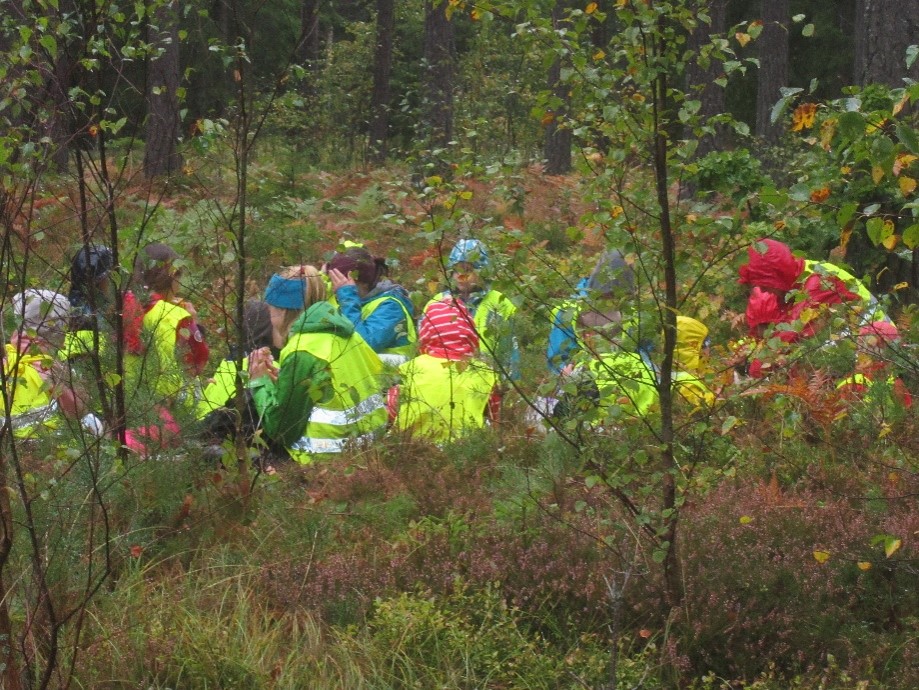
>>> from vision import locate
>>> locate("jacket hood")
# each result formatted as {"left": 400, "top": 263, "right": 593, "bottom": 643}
{"left": 364, "top": 279, "right": 411, "bottom": 305}
{"left": 290, "top": 301, "right": 355, "bottom": 338}
{"left": 738, "top": 239, "right": 804, "bottom": 292}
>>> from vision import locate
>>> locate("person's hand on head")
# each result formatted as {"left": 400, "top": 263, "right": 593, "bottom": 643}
{"left": 327, "top": 267, "right": 356, "bottom": 292}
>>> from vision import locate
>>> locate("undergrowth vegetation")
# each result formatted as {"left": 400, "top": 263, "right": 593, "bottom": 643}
{"left": 2, "top": 2, "right": 919, "bottom": 688}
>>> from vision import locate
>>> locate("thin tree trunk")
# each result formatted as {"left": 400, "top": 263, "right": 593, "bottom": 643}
{"left": 755, "top": 0, "right": 788, "bottom": 143}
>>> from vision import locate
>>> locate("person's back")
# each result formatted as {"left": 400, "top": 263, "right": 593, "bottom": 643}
{"left": 131, "top": 243, "right": 209, "bottom": 402}
{"left": 276, "top": 302, "right": 387, "bottom": 461}
{"left": 3, "top": 290, "right": 79, "bottom": 438}
{"left": 393, "top": 298, "right": 497, "bottom": 442}
{"left": 671, "top": 315, "right": 715, "bottom": 411}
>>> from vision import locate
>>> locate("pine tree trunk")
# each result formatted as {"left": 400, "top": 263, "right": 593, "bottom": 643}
{"left": 854, "top": 0, "right": 919, "bottom": 87}
{"left": 368, "top": 0, "right": 395, "bottom": 165}
{"left": 143, "top": 0, "right": 183, "bottom": 177}
{"left": 755, "top": 0, "right": 788, "bottom": 143}
{"left": 544, "top": 0, "right": 572, "bottom": 175}
{"left": 685, "top": 0, "right": 729, "bottom": 157}
{"left": 422, "top": 0, "right": 455, "bottom": 152}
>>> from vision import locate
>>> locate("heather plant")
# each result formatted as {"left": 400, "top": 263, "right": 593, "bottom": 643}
{"left": 672, "top": 475, "right": 919, "bottom": 684}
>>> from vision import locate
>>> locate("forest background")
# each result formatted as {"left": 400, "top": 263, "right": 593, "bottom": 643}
{"left": 1, "top": 0, "right": 918, "bottom": 687}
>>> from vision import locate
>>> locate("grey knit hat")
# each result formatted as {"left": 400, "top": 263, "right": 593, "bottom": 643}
{"left": 11, "top": 289, "right": 71, "bottom": 339}
{"left": 586, "top": 250, "right": 635, "bottom": 296}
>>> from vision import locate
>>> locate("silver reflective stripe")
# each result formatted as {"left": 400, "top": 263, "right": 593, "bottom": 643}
{"left": 307, "top": 393, "right": 385, "bottom": 426}
{"left": 290, "top": 430, "right": 379, "bottom": 454}
{"left": 8, "top": 401, "right": 59, "bottom": 430}
{"left": 379, "top": 353, "right": 409, "bottom": 367}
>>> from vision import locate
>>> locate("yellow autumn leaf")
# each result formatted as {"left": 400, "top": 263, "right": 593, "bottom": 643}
{"left": 686, "top": 213, "right": 698, "bottom": 223}
{"left": 840, "top": 165, "right": 851, "bottom": 175}
{"left": 791, "top": 103, "right": 818, "bottom": 131}
{"left": 882, "top": 234, "right": 899, "bottom": 250}
{"left": 866, "top": 117, "right": 888, "bottom": 134}
{"left": 586, "top": 2, "right": 598, "bottom": 13}
{"left": 857, "top": 561, "right": 872, "bottom": 571}
{"left": 739, "top": 515, "right": 753, "bottom": 524}
{"left": 799, "top": 307, "right": 819, "bottom": 324}
{"left": 735, "top": 32, "right": 751, "bottom": 47}
{"left": 893, "top": 92, "right": 910, "bottom": 116}
{"left": 899, "top": 176, "right": 917, "bottom": 195}
{"left": 893, "top": 153, "right": 917, "bottom": 176}
{"left": 593, "top": 49, "right": 606, "bottom": 61}
{"left": 813, "top": 550, "right": 831, "bottom": 564}
{"left": 885, "top": 538, "right": 902, "bottom": 558}
{"left": 840, "top": 226, "right": 853, "bottom": 248}
{"left": 611, "top": 205, "right": 624, "bottom": 218}
{"left": 893, "top": 282, "right": 909, "bottom": 290}
{"left": 471, "top": 8, "right": 481, "bottom": 20}
{"left": 872, "top": 165, "right": 885, "bottom": 184}
{"left": 616, "top": 0, "right": 629, "bottom": 7}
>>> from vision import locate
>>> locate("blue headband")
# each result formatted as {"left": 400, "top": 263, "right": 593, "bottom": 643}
{"left": 264, "top": 274, "right": 306, "bottom": 310}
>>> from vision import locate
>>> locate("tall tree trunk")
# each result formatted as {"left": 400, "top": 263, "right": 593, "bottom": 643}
{"left": 544, "top": 0, "right": 572, "bottom": 175}
{"left": 48, "top": 39, "right": 75, "bottom": 173}
{"left": 853, "top": 0, "right": 919, "bottom": 87}
{"left": 368, "top": 0, "right": 395, "bottom": 165}
{"left": 422, "top": 0, "right": 454, "bottom": 152}
{"left": 144, "top": 0, "right": 183, "bottom": 177}
{"left": 685, "top": 0, "right": 729, "bottom": 157}
{"left": 755, "top": 0, "right": 788, "bottom": 143}
{"left": 298, "top": 0, "right": 321, "bottom": 66}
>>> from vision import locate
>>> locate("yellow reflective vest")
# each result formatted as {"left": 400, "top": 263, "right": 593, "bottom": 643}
{"left": 586, "top": 350, "right": 658, "bottom": 421}
{"left": 2, "top": 344, "right": 59, "bottom": 438}
{"left": 395, "top": 354, "right": 497, "bottom": 443}
{"left": 281, "top": 330, "right": 387, "bottom": 463}
{"left": 196, "top": 357, "right": 247, "bottom": 420}
{"left": 140, "top": 299, "right": 193, "bottom": 399}
{"left": 363, "top": 294, "right": 417, "bottom": 359}
{"left": 429, "top": 289, "right": 516, "bottom": 355}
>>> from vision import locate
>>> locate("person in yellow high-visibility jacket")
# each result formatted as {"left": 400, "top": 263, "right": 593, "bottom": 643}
{"left": 423, "top": 239, "right": 519, "bottom": 380}
{"left": 196, "top": 299, "right": 274, "bottom": 420}
{"left": 389, "top": 297, "right": 499, "bottom": 443}
{"left": 247, "top": 265, "right": 387, "bottom": 464}
{"left": 2, "top": 290, "right": 92, "bottom": 438}
{"left": 671, "top": 315, "right": 716, "bottom": 412}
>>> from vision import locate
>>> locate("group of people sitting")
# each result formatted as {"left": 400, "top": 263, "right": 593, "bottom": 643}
{"left": 0, "top": 238, "right": 518, "bottom": 462}
{"left": 1, "top": 234, "right": 911, "bottom": 465}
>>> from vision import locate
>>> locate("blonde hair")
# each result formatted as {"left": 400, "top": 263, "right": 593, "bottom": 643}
{"left": 274, "top": 265, "right": 327, "bottom": 336}
{"left": 278, "top": 264, "right": 326, "bottom": 306}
